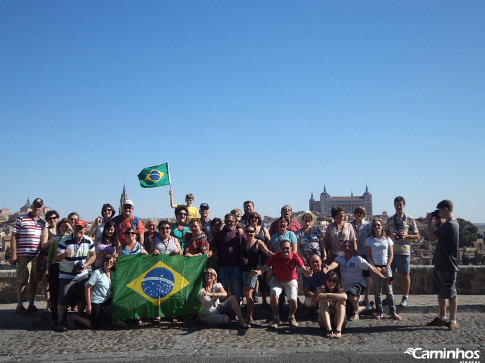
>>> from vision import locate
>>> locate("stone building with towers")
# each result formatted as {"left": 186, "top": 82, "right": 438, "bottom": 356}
{"left": 119, "top": 184, "right": 128, "bottom": 215}
{"left": 309, "top": 185, "right": 373, "bottom": 216}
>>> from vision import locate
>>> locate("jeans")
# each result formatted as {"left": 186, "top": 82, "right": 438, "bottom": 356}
{"left": 372, "top": 269, "right": 396, "bottom": 315}
{"left": 219, "top": 266, "right": 243, "bottom": 301}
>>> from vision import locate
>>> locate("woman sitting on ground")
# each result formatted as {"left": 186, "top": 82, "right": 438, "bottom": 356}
{"left": 70, "top": 254, "right": 115, "bottom": 329}
{"left": 317, "top": 271, "right": 347, "bottom": 339}
{"left": 198, "top": 268, "right": 250, "bottom": 328}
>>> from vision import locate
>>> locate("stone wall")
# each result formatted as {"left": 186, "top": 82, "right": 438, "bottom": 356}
{"left": 0, "top": 265, "right": 484, "bottom": 303}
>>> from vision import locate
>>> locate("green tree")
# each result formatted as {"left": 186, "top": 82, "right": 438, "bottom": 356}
{"left": 4, "top": 246, "right": 12, "bottom": 261}
{"left": 457, "top": 218, "right": 479, "bottom": 248}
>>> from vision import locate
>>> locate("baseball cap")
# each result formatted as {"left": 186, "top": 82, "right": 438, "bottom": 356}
{"left": 74, "top": 220, "right": 86, "bottom": 228}
{"left": 200, "top": 203, "right": 210, "bottom": 210}
{"left": 32, "top": 198, "right": 44, "bottom": 206}
{"left": 124, "top": 200, "right": 134, "bottom": 207}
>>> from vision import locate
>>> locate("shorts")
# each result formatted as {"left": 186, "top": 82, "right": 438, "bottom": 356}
{"left": 58, "top": 276, "right": 89, "bottom": 306}
{"left": 346, "top": 283, "right": 366, "bottom": 297}
{"left": 432, "top": 269, "right": 457, "bottom": 299}
{"left": 199, "top": 299, "right": 232, "bottom": 326}
{"left": 16, "top": 256, "right": 40, "bottom": 284}
{"left": 360, "top": 255, "right": 370, "bottom": 277}
{"left": 391, "top": 254, "right": 410, "bottom": 274}
{"left": 304, "top": 296, "right": 318, "bottom": 308}
{"left": 242, "top": 271, "right": 258, "bottom": 289}
{"left": 270, "top": 277, "right": 298, "bottom": 301}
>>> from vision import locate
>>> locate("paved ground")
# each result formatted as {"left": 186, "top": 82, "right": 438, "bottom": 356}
{"left": 0, "top": 295, "right": 484, "bottom": 362}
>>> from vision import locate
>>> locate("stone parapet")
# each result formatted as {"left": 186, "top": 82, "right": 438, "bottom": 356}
{"left": 0, "top": 265, "right": 484, "bottom": 303}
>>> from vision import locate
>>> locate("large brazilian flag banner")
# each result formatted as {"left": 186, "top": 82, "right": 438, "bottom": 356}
{"left": 112, "top": 254, "right": 207, "bottom": 319}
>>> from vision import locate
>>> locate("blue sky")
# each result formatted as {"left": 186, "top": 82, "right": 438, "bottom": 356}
{"left": 1, "top": 1, "right": 484, "bottom": 222}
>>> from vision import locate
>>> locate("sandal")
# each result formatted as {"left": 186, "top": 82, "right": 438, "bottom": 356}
{"left": 326, "top": 330, "right": 334, "bottom": 338}
{"left": 333, "top": 330, "right": 342, "bottom": 339}
{"left": 349, "top": 312, "right": 359, "bottom": 321}
{"left": 391, "top": 313, "right": 402, "bottom": 321}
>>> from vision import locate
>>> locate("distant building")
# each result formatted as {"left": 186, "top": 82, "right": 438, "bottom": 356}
{"left": 119, "top": 184, "right": 128, "bottom": 215}
{"left": 309, "top": 185, "right": 373, "bottom": 216}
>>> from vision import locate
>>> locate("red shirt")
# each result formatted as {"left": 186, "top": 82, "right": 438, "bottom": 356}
{"left": 265, "top": 251, "right": 303, "bottom": 281}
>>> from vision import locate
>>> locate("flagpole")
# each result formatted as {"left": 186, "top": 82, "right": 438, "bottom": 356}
{"left": 167, "top": 162, "right": 172, "bottom": 191}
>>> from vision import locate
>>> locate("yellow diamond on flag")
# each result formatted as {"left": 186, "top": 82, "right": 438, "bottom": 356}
{"left": 144, "top": 169, "right": 165, "bottom": 182}
{"left": 126, "top": 260, "right": 189, "bottom": 306}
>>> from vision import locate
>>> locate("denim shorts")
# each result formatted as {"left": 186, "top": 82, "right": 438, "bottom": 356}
{"left": 242, "top": 271, "right": 258, "bottom": 289}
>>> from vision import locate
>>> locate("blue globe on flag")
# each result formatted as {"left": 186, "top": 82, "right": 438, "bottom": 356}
{"left": 141, "top": 267, "right": 175, "bottom": 299}
{"left": 149, "top": 169, "right": 161, "bottom": 182}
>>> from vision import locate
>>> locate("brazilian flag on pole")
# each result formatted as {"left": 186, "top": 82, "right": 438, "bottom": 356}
{"left": 137, "top": 162, "right": 171, "bottom": 188}
{"left": 111, "top": 254, "right": 206, "bottom": 320}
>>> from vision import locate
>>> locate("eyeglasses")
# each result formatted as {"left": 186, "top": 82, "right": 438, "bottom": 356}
{"left": 246, "top": 230, "right": 255, "bottom": 233}
{"left": 47, "top": 216, "right": 58, "bottom": 221}
{"left": 124, "top": 206, "right": 133, "bottom": 209}
{"left": 178, "top": 213, "right": 187, "bottom": 216}
{"left": 160, "top": 227, "right": 170, "bottom": 230}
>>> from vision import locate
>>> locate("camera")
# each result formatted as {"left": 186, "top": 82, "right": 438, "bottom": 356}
{"left": 431, "top": 210, "right": 440, "bottom": 219}
{"left": 72, "top": 262, "right": 84, "bottom": 274}
{"left": 394, "top": 233, "right": 401, "bottom": 240}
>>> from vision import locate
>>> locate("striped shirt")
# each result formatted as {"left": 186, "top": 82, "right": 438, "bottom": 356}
{"left": 57, "top": 234, "right": 95, "bottom": 279}
{"left": 384, "top": 214, "right": 418, "bottom": 256}
{"left": 12, "top": 214, "right": 46, "bottom": 257}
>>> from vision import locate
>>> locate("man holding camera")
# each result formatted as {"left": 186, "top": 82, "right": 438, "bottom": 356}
{"left": 426, "top": 200, "right": 459, "bottom": 330}
{"left": 55, "top": 220, "right": 96, "bottom": 332}
{"left": 384, "top": 196, "right": 419, "bottom": 307}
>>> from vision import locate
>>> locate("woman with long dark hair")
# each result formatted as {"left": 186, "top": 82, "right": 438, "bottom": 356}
{"left": 317, "top": 271, "right": 347, "bottom": 338}
{"left": 94, "top": 221, "right": 118, "bottom": 268}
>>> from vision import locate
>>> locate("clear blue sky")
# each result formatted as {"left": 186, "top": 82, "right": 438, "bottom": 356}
{"left": 1, "top": 1, "right": 484, "bottom": 222}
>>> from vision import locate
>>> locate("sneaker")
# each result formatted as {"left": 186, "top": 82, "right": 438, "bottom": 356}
{"left": 270, "top": 318, "right": 280, "bottom": 328}
{"left": 54, "top": 322, "right": 67, "bottom": 332}
{"left": 400, "top": 296, "right": 408, "bottom": 307}
{"left": 382, "top": 298, "right": 389, "bottom": 306}
{"left": 16, "top": 306, "right": 27, "bottom": 314}
{"left": 446, "top": 321, "right": 459, "bottom": 330}
{"left": 426, "top": 317, "right": 448, "bottom": 326}
{"left": 359, "top": 298, "right": 370, "bottom": 307}
{"left": 289, "top": 316, "right": 298, "bottom": 327}
{"left": 27, "top": 305, "right": 39, "bottom": 313}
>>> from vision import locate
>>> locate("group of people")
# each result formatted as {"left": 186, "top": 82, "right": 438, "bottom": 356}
{"left": 9, "top": 193, "right": 460, "bottom": 334}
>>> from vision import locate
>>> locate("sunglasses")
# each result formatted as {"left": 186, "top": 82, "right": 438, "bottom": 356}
{"left": 178, "top": 213, "right": 187, "bottom": 216}
{"left": 246, "top": 230, "right": 255, "bottom": 233}
{"left": 47, "top": 216, "right": 58, "bottom": 221}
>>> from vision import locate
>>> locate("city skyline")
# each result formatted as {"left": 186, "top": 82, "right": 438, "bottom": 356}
{"left": 1, "top": 1, "right": 484, "bottom": 223}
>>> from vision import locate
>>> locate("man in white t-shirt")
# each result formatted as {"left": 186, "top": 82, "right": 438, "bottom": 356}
{"left": 324, "top": 240, "right": 391, "bottom": 321}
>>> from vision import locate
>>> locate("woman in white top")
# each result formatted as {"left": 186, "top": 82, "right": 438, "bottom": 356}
{"left": 365, "top": 219, "right": 402, "bottom": 320}
{"left": 198, "top": 268, "right": 250, "bottom": 328}
{"left": 151, "top": 220, "right": 182, "bottom": 256}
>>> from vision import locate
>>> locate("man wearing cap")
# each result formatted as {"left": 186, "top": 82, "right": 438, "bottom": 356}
{"left": 55, "top": 220, "right": 96, "bottom": 332}
{"left": 112, "top": 200, "right": 145, "bottom": 245}
{"left": 10, "top": 198, "right": 48, "bottom": 314}
{"left": 269, "top": 205, "right": 301, "bottom": 235}
{"left": 199, "top": 203, "right": 212, "bottom": 234}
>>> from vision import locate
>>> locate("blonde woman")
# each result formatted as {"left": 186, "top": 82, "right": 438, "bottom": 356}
{"left": 199, "top": 268, "right": 250, "bottom": 328}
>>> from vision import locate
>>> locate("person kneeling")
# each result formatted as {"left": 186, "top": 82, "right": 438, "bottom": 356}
{"left": 317, "top": 271, "right": 347, "bottom": 339}
{"left": 198, "top": 268, "right": 250, "bottom": 329}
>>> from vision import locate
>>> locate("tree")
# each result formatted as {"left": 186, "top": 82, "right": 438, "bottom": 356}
{"left": 4, "top": 246, "right": 12, "bottom": 261}
{"left": 457, "top": 218, "right": 479, "bottom": 248}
